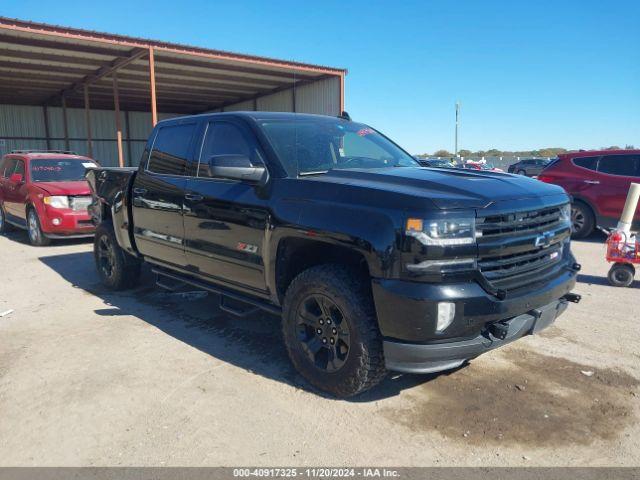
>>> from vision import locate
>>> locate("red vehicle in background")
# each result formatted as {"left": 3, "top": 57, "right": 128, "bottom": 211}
{"left": 538, "top": 149, "right": 640, "bottom": 238}
{"left": 460, "top": 160, "right": 504, "bottom": 173}
{"left": 0, "top": 151, "right": 98, "bottom": 246}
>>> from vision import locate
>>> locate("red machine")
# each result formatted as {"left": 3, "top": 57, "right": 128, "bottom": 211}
{"left": 605, "top": 182, "right": 640, "bottom": 287}
{"left": 606, "top": 231, "right": 639, "bottom": 287}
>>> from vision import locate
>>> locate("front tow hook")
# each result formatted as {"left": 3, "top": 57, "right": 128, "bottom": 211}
{"left": 563, "top": 292, "right": 581, "bottom": 303}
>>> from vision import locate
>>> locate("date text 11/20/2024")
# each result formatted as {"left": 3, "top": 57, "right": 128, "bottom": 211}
{"left": 232, "top": 468, "right": 400, "bottom": 478}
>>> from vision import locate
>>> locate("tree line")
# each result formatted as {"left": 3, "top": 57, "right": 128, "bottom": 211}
{"left": 417, "top": 145, "right": 636, "bottom": 158}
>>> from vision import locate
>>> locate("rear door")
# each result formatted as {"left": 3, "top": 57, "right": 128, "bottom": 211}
{"left": 131, "top": 120, "right": 198, "bottom": 267}
{"left": 594, "top": 154, "right": 640, "bottom": 222}
{"left": 183, "top": 119, "right": 270, "bottom": 293}
{"left": 3, "top": 158, "right": 27, "bottom": 219}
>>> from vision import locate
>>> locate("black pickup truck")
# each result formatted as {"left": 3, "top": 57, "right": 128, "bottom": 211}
{"left": 86, "top": 111, "right": 581, "bottom": 397}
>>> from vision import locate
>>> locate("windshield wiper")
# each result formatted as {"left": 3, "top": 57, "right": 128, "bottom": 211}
{"left": 299, "top": 170, "right": 330, "bottom": 176}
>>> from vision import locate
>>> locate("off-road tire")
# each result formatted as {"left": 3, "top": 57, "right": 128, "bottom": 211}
{"left": 27, "top": 208, "right": 51, "bottom": 246}
{"left": 571, "top": 202, "right": 595, "bottom": 239}
{"left": 282, "top": 264, "right": 387, "bottom": 397}
{"left": 94, "top": 221, "right": 141, "bottom": 290}
{"left": 608, "top": 263, "right": 635, "bottom": 288}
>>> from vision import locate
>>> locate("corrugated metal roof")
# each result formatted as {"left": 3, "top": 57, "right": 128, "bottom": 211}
{"left": 0, "top": 16, "right": 345, "bottom": 114}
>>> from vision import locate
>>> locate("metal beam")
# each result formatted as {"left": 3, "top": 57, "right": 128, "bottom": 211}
{"left": 113, "top": 73, "right": 124, "bottom": 167}
{"left": 42, "top": 105, "right": 51, "bottom": 150}
{"left": 46, "top": 47, "right": 148, "bottom": 104}
{"left": 84, "top": 85, "right": 93, "bottom": 157}
{"left": 61, "top": 96, "right": 70, "bottom": 151}
{"left": 148, "top": 47, "right": 157, "bottom": 126}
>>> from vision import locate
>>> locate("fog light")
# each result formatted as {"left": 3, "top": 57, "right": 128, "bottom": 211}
{"left": 436, "top": 302, "right": 455, "bottom": 332}
{"left": 52, "top": 218, "right": 61, "bottom": 226}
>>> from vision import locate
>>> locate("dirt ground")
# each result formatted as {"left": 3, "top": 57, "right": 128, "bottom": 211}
{"left": 0, "top": 229, "right": 638, "bottom": 466}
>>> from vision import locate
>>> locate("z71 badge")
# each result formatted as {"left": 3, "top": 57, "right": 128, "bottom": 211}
{"left": 236, "top": 242, "right": 258, "bottom": 254}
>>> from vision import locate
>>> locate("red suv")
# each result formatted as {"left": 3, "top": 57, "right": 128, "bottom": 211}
{"left": 538, "top": 149, "right": 640, "bottom": 238}
{"left": 0, "top": 151, "right": 98, "bottom": 246}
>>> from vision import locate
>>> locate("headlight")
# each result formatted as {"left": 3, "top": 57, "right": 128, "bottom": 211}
{"left": 559, "top": 203, "right": 571, "bottom": 226}
{"left": 406, "top": 217, "right": 476, "bottom": 246}
{"left": 43, "top": 196, "right": 69, "bottom": 209}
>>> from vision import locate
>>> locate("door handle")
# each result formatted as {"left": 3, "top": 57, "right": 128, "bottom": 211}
{"left": 583, "top": 180, "right": 600, "bottom": 185}
{"left": 184, "top": 193, "right": 203, "bottom": 202}
{"left": 133, "top": 187, "right": 147, "bottom": 195}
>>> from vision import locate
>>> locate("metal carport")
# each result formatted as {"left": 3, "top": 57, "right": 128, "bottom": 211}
{"left": 0, "top": 17, "right": 346, "bottom": 166}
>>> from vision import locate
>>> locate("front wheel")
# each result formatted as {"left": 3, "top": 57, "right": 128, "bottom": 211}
{"left": 517, "top": 169, "right": 527, "bottom": 176}
{"left": 282, "top": 264, "right": 387, "bottom": 397}
{"left": 94, "top": 221, "right": 141, "bottom": 290}
{"left": 27, "top": 208, "right": 51, "bottom": 246}
{"left": 571, "top": 202, "right": 595, "bottom": 239}
{"left": 608, "top": 263, "right": 635, "bottom": 287}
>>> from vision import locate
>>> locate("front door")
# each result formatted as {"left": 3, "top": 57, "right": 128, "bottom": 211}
{"left": 183, "top": 120, "right": 270, "bottom": 294}
{"left": 131, "top": 121, "right": 198, "bottom": 268}
{"left": 3, "top": 159, "right": 27, "bottom": 220}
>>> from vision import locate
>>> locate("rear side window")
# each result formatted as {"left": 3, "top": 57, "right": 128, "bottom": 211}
{"left": 1, "top": 159, "right": 17, "bottom": 178}
{"left": 147, "top": 123, "right": 196, "bottom": 176}
{"left": 598, "top": 155, "right": 640, "bottom": 177}
{"left": 197, "top": 122, "right": 262, "bottom": 178}
{"left": 572, "top": 156, "right": 598, "bottom": 171}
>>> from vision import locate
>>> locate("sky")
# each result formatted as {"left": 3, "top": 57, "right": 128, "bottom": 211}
{"left": 2, "top": 0, "right": 639, "bottom": 154}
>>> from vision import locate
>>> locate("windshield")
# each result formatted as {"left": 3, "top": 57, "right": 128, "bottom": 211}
{"left": 259, "top": 117, "right": 418, "bottom": 176}
{"left": 30, "top": 159, "right": 97, "bottom": 182}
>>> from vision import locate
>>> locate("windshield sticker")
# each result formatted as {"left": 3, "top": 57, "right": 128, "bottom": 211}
{"left": 357, "top": 128, "right": 375, "bottom": 137}
{"left": 32, "top": 166, "right": 63, "bottom": 172}
{"left": 82, "top": 162, "right": 96, "bottom": 168}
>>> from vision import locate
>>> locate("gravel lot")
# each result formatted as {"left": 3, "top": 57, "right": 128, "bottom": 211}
{"left": 0, "top": 229, "right": 638, "bottom": 466}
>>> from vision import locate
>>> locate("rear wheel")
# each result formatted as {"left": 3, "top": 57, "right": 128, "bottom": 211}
{"left": 27, "top": 208, "right": 51, "bottom": 246}
{"left": 608, "top": 263, "right": 635, "bottom": 287}
{"left": 517, "top": 169, "right": 527, "bottom": 176}
{"left": 571, "top": 202, "right": 595, "bottom": 239}
{"left": 94, "top": 221, "right": 141, "bottom": 290}
{"left": 282, "top": 264, "right": 387, "bottom": 397}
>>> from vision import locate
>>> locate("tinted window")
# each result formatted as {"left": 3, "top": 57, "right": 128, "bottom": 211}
{"left": 147, "top": 123, "right": 196, "bottom": 176}
{"left": 573, "top": 156, "right": 599, "bottom": 171}
{"left": 31, "top": 159, "right": 97, "bottom": 182}
{"left": 1, "top": 159, "right": 17, "bottom": 178}
{"left": 598, "top": 155, "right": 640, "bottom": 177}
{"left": 1, "top": 159, "right": 12, "bottom": 178}
{"left": 14, "top": 160, "right": 25, "bottom": 177}
{"left": 260, "top": 118, "right": 417, "bottom": 176}
{"left": 198, "top": 122, "right": 262, "bottom": 178}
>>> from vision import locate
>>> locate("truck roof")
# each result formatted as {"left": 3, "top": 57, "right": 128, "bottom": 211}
{"left": 158, "top": 111, "right": 348, "bottom": 125}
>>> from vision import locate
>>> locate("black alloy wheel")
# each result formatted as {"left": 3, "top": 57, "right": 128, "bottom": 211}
{"left": 96, "top": 234, "right": 117, "bottom": 281}
{"left": 296, "top": 293, "right": 351, "bottom": 373}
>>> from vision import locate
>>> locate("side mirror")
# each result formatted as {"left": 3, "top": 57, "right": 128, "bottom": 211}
{"left": 9, "top": 173, "right": 24, "bottom": 184}
{"left": 207, "top": 154, "right": 266, "bottom": 183}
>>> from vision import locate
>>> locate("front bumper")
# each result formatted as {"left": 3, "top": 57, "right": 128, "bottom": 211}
{"left": 40, "top": 205, "right": 95, "bottom": 238}
{"left": 383, "top": 297, "right": 569, "bottom": 373}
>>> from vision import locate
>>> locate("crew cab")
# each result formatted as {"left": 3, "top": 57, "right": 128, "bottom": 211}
{"left": 0, "top": 150, "right": 98, "bottom": 245}
{"left": 87, "top": 112, "right": 581, "bottom": 397}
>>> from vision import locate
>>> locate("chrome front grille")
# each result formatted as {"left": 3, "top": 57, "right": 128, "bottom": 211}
{"left": 477, "top": 205, "right": 563, "bottom": 238}
{"left": 70, "top": 196, "right": 92, "bottom": 212}
{"left": 477, "top": 204, "right": 569, "bottom": 290}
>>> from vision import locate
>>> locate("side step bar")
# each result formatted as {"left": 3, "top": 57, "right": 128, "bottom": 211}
{"left": 152, "top": 267, "right": 282, "bottom": 317}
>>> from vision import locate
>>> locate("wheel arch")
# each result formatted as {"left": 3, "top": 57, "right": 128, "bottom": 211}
{"left": 274, "top": 236, "right": 372, "bottom": 304}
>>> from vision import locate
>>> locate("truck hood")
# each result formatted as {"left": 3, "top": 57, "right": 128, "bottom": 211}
{"left": 305, "top": 167, "right": 566, "bottom": 209}
{"left": 35, "top": 181, "right": 91, "bottom": 196}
